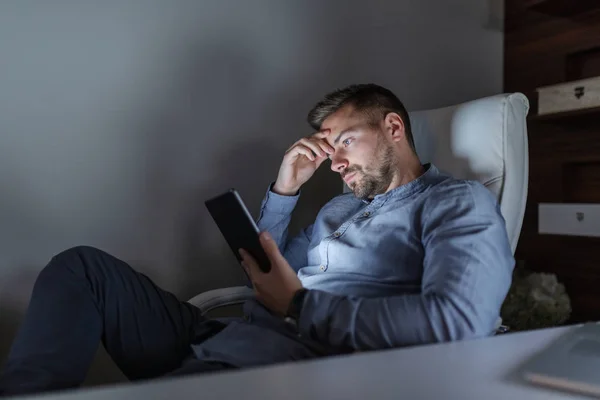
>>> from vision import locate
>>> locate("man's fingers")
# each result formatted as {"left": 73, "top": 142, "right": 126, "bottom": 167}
{"left": 309, "top": 138, "right": 334, "bottom": 155}
{"left": 239, "top": 249, "right": 259, "bottom": 278}
{"left": 317, "top": 140, "right": 335, "bottom": 155}
{"left": 289, "top": 145, "right": 315, "bottom": 161}
{"left": 285, "top": 129, "right": 333, "bottom": 161}
{"left": 312, "top": 129, "right": 331, "bottom": 139}
{"left": 306, "top": 137, "right": 334, "bottom": 155}
{"left": 259, "top": 232, "right": 284, "bottom": 265}
{"left": 299, "top": 138, "right": 326, "bottom": 158}
{"left": 286, "top": 130, "right": 331, "bottom": 152}
{"left": 289, "top": 140, "right": 332, "bottom": 163}
{"left": 285, "top": 138, "right": 304, "bottom": 153}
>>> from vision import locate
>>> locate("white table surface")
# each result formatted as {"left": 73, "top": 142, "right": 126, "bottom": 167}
{"left": 13, "top": 325, "right": 591, "bottom": 400}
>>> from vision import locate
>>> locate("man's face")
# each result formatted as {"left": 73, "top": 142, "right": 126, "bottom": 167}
{"left": 321, "top": 106, "right": 396, "bottom": 200}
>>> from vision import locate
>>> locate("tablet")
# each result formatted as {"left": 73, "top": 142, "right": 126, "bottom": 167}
{"left": 205, "top": 189, "right": 271, "bottom": 273}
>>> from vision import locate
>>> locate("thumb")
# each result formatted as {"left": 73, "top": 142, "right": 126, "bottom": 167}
{"left": 259, "top": 232, "right": 284, "bottom": 263}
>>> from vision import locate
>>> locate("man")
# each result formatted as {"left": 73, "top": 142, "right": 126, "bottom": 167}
{"left": 0, "top": 84, "right": 514, "bottom": 395}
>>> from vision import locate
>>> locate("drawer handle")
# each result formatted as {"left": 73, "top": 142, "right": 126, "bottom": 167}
{"left": 576, "top": 212, "right": 585, "bottom": 222}
{"left": 574, "top": 86, "right": 585, "bottom": 99}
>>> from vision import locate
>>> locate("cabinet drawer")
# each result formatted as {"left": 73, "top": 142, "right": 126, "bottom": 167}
{"left": 537, "top": 76, "right": 600, "bottom": 115}
{"left": 539, "top": 203, "right": 600, "bottom": 237}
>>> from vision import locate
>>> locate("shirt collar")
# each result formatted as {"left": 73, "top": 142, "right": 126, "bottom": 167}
{"left": 361, "top": 163, "right": 439, "bottom": 204}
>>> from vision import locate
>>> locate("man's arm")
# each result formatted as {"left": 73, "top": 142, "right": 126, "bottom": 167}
{"left": 297, "top": 182, "right": 515, "bottom": 350}
{"left": 255, "top": 129, "right": 333, "bottom": 272}
{"left": 256, "top": 184, "right": 312, "bottom": 273}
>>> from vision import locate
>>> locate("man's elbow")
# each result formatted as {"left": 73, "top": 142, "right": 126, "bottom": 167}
{"left": 445, "top": 316, "right": 495, "bottom": 342}
{"left": 433, "top": 297, "right": 498, "bottom": 342}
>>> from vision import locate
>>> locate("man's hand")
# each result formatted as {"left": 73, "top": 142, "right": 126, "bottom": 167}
{"left": 272, "top": 129, "right": 334, "bottom": 196}
{"left": 239, "top": 232, "right": 303, "bottom": 316}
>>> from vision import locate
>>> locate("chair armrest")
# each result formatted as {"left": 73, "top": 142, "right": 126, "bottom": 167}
{"left": 187, "top": 286, "right": 255, "bottom": 314}
{"left": 493, "top": 316, "right": 510, "bottom": 335}
{"left": 189, "top": 288, "right": 511, "bottom": 334}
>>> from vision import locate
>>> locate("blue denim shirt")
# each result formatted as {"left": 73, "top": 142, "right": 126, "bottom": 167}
{"left": 192, "top": 164, "right": 514, "bottom": 366}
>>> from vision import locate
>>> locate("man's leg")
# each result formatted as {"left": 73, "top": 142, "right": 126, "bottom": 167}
{"left": 0, "top": 246, "right": 223, "bottom": 395}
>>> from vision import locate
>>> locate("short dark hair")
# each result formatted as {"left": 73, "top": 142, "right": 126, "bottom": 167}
{"left": 307, "top": 84, "right": 415, "bottom": 152}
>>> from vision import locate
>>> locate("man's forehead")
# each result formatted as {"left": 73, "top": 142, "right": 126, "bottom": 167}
{"left": 321, "top": 105, "right": 362, "bottom": 132}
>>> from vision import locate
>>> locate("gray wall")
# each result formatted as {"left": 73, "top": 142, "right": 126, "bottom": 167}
{"left": 0, "top": 0, "right": 503, "bottom": 384}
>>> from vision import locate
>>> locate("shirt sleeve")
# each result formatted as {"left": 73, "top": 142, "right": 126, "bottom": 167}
{"left": 256, "top": 183, "right": 313, "bottom": 273}
{"left": 297, "top": 181, "right": 515, "bottom": 351}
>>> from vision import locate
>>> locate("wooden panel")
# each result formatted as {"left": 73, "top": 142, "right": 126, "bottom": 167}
{"left": 505, "top": 8, "right": 600, "bottom": 73}
{"left": 567, "top": 47, "right": 600, "bottom": 80}
{"left": 525, "top": 0, "right": 600, "bottom": 18}
{"left": 563, "top": 162, "right": 600, "bottom": 203}
{"left": 506, "top": 2, "right": 600, "bottom": 323}
{"left": 522, "top": 0, "right": 546, "bottom": 8}
{"left": 517, "top": 235, "right": 600, "bottom": 322}
{"left": 504, "top": 55, "right": 565, "bottom": 92}
{"left": 505, "top": 0, "right": 563, "bottom": 33}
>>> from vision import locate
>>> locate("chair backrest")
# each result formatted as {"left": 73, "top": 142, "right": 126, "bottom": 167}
{"left": 409, "top": 93, "right": 529, "bottom": 254}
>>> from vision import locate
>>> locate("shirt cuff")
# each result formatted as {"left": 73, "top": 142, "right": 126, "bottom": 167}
{"left": 260, "top": 182, "right": 301, "bottom": 215}
{"left": 297, "top": 289, "right": 340, "bottom": 341}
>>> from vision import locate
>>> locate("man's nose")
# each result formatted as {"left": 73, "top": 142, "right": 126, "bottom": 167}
{"left": 330, "top": 154, "right": 348, "bottom": 173}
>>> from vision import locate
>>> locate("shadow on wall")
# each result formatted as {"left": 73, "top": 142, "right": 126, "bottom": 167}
{"left": 0, "top": 302, "right": 24, "bottom": 366}
{"left": 139, "top": 38, "right": 342, "bottom": 302}
{"left": 174, "top": 140, "right": 341, "bottom": 300}
{"left": 83, "top": 140, "right": 339, "bottom": 388}
{"left": 0, "top": 2, "right": 374, "bottom": 384}
{"left": 0, "top": 267, "right": 39, "bottom": 358}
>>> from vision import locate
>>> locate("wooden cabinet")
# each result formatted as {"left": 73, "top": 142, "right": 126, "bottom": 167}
{"left": 537, "top": 77, "right": 600, "bottom": 116}
{"left": 505, "top": 1, "right": 600, "bottom": 323}
{"left": 523, "top": 0, "right": 600, "bottom": 17}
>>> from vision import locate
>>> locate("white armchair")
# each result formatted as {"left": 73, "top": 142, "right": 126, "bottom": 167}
{"left": 189, "top": 93, "right": 530, "bottom": 315}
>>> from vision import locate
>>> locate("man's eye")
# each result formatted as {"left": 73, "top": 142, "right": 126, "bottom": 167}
{"left": 343, "top": 138, "right": 353, "bottom": 147}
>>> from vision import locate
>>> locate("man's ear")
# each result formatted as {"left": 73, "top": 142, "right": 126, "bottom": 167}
{"left": 384, "top": 112, "right": 406, "bottom": 143}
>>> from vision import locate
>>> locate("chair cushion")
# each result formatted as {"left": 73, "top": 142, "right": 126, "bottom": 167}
{"left": 409, "top": 93, "right": 529, "bottom": 253}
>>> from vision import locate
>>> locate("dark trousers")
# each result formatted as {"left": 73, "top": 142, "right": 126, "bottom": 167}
{"left": 0, "top": 246, "right": 232, "bottom": 396}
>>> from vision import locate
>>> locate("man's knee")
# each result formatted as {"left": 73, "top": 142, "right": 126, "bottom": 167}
{"left": 39, "top": 246, "right": 108, "bottom": 281}
{"left": 54, "top": 245, "right": 105, "bottom": 260}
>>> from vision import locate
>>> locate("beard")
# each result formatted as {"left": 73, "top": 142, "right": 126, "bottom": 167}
{"left": 347, "top": 140, "right": 396, "bottom": 200}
